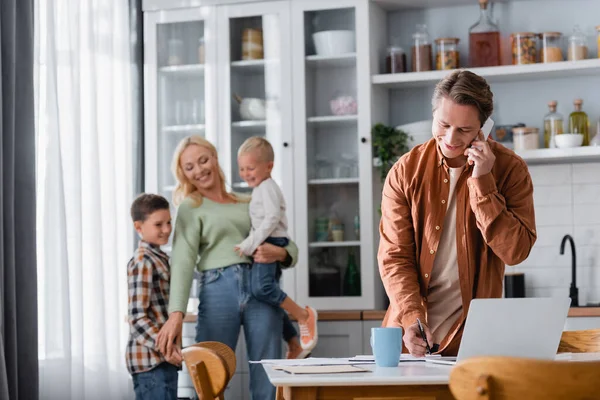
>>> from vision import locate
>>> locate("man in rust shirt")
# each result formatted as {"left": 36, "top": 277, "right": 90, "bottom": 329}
{"left": 378, "top": 70, "right": 536, "bottom": 356}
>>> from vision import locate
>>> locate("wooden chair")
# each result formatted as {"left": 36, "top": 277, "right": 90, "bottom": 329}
{"left": 182, "top": 341, "right": 237, "bottom": 400}
{"left": 449, "top": 356, "right": 600, "bottom": 400}
{"left": 558, "top": 329, "right": 600, "bottom": 353}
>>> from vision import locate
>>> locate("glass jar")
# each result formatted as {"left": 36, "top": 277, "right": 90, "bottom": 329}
{"left": 468, "top": 0, "right": 501, "bottom": 67}
{"left": 386, "top": 45, "right": 407, "bottom": 74}
{"left": 512, "top": 127, "right": 540, "bottom": 151}
{"left": 567, "top": 25, "right": 588, "bottom": 61}
{"left": 540, "top": 32, "right": 563, "bottom": 63}
{"left": 242, "top": 28, "right": 263, "bottom": 60}
{"left": 435, "top": 38, "right": 460, "bottom": 70}
{"left": 167, "top": 38, "right": 184, "bottom": 66}
{"left": 543, "top": 101, "right": 563, "bottom": 148}
{"left": 411, "top": 24, "right": 433, "bottom": 72}
{"left": 510, "top": 32, "right": 538, "bottom": 65}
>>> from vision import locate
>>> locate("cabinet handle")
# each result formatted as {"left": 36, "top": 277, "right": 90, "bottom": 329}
{"left": 283, "top": 142, "right": 289, "bottom": 148}
{"left": 361, "top": 137, "right": 367, "bottom": 143}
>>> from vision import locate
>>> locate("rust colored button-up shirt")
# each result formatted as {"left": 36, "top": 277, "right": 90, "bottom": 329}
{"left": 378, "top": 138, "right": 536, "bottom": 355}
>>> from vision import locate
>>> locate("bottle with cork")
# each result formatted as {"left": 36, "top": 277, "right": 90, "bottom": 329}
{"left": 543, "top": 101, "right": 563, "bottom": 148}
{"left": 568, "top": 99, "right": 589, "bottom": 146}
{"left": 468, "top": 0, "right": 501, "bottom": 67}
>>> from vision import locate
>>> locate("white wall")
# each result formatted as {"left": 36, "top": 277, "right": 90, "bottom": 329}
{"left": 511, "top": 162, "right": 600, "bottom": 305}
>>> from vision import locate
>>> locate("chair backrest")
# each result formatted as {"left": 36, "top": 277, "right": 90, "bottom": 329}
{"left": 449, "top": 356, "right": 600, "bottom": 400}
{"left": 182, "top": 341, "right": 237, "bottom": 400}
{"left": 558, "top": 329, "right": 600, "bottom": 353}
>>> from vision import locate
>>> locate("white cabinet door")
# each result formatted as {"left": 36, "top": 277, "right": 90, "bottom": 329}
{"left": 291, "top": 0, "right": 375, "bottom": 310}
{"left": 144, "top": 7, "right": 218, "bottom": 222}
{"left": 216, "top": 1, "right": 296, "bottom": 299}
{"left": 309, "top": 321, "right": 363, "bottom": 358}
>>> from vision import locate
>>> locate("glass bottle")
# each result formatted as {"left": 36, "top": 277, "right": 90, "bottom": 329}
{"left": 354, "top": 214, "right": 360, "bottom": 240}
{"left": 468, "top": 0, "right": 501, "bottom": 67}
{"left": 568, "top": 99, "right": 589, "bottom": 146}
{"left": 590, "top": 119, "right": 600, "bottom": 147}
{"left": 411, "top": 24, "right": 432, "bottom": 72}
{"left": 543, "top": 101, "right": 563, "bottom": 148}
{"left": 567, "top": 25, "right": 588, "bottom": 61}
{"left": 343, "top": 250, "right": 361, "bottom": 296}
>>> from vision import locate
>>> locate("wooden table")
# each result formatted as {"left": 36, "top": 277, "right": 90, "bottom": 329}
{"left": 265, "top": 353, "right": 600, "bottom": 400}
{"left": 266, "top": 362, "right": 455, "bottom": 400}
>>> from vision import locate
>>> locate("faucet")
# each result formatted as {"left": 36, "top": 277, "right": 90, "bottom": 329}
{"left": 560, "top": 234, "right": 578, "bottom": 307}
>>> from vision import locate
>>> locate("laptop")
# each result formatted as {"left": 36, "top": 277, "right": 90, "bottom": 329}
{"left": 426, "top": 297, "right": 571, "bottom": 366}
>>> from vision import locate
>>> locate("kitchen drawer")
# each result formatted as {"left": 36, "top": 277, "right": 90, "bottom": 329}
{"left": 182, "top": 321, "right": 196, "bottom": 338}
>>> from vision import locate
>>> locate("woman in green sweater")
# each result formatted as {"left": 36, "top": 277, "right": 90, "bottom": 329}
{"left": 156, "top": 135, "right": 297, "bottom": 400}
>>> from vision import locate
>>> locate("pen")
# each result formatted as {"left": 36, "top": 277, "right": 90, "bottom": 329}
{"left": 416, "top": 318, "right": 432, "bottom": 355}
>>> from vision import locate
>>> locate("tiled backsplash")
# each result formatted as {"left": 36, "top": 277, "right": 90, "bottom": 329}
{"left": 511, "top": 162, "right": 600, "bottom": 304}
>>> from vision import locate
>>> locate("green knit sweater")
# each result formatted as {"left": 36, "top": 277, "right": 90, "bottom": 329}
{"left": 168, "top": 196, "right": 298, "bottom": 314}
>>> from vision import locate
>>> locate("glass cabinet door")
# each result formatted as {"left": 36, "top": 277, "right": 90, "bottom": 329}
{"left": 218, "top": 1, "right": 293, "bottom": 198}
{"left": 293, "top": 1, "right": 373, "bottom": 310}
{"left": 145, "top": 8, "right": 217, "bottom": 322}
{"left": 144, "top": 8, "right": 217, "bottom": 249}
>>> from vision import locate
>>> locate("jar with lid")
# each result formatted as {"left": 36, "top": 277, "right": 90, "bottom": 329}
{"left": 411, "top": 24, "right": 432, "bottom": 72}
{"left": 435, "top": 38, "right": 460, "bottom": 70}
{"left": 386, "top": 45, "right": 406, "bottom": 74}
{"left": 511, "top": 32, "right": 538, "bottom": 65}
{"left": 167, "top": 38, "right": 184, "bottom": 66}
{"left": 543, "top": 101, "right": 563, "bottom": 148}
{"left": 540, "top": 32, "right": 563, "bottom": 63}
{"left": 567, "top": 25, "right": 588, "bottom": 61}
{"left": 468, "top": 0, "right": 501, "bottom": 67}
{"left": 242, "top": 28, "right": 263, "bottom": 60}
{"left": 512, "top": 127, "right": 540, "bottom": 151}
{"left": 568, "top": 99, "right": 589, "bottom": 145}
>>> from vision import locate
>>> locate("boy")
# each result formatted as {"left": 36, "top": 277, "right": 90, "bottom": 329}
{"left": 235, "top": 136, "right": 318, "bottom": 358}
{"left": 126, "top": 193, "right": 182, "bottom": 400}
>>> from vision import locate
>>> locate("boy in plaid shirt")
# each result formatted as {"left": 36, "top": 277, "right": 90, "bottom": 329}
{"left": 126, "top": 194, "right": 182, "bottom": 400}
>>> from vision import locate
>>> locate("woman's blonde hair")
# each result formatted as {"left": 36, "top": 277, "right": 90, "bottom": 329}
{"left": 171, "top": 135, "right": 245, "bottom": 206}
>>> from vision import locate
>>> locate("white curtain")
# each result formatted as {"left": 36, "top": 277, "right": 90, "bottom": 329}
{"left": 35, "top": 0, "right": 134, "bottom": 398}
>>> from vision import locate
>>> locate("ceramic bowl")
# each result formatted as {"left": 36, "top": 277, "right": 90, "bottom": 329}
{"left": 555, "top": 133, "right": 583, "bottom": 148}
{"left": 239, "top": 98, "right": 266, "bottom": 120}
{"left": 312, "top": 30, "right": 355, "bottom": 56}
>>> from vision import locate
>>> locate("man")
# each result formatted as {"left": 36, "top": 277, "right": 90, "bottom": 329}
{"left": 378, "top": 70, "right": 536, "bottom": 357}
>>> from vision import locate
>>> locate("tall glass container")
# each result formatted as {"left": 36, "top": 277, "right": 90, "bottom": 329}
{"left": 468, "top": 0, "right": 501, "bottom": 67}
{"left": 567, "top": 25, "right": 588, "bottom": 61}
{"left": 543, "top": 101, "right": 563, "bottom": 148}
{"left": 412, "top": 24, "right": 432, "bottom": 72}
{"left": 568, "top": 99, "right": 589, "bottom": 146}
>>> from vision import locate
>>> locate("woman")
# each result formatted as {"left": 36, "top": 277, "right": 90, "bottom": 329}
{"left": 156, "top": 136, "right": 298, "bottom": 400}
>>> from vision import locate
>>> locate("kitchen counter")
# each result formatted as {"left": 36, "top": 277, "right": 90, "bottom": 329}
{"left": 183, "top": 307, "right": 600, "bottom": 322}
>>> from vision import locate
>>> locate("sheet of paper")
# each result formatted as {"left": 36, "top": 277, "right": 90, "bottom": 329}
{"left": 274, "top": 365, "right": 371, "bottom": 374}
{"left": 251, "top": 357, "right": 374, "bottom": 366}
{"left": 349, "top": 354, "right": 441, "bottom": 363}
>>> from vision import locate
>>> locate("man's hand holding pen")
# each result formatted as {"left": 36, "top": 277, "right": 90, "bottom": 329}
{"left": 403, "top": 319, "right": 434, "bottom": 357}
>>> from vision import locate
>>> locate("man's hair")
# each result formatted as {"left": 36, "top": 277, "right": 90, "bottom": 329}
{"left": 130, "top": 193, "right": 170, "bottom": 222}
{"left": 237, "top": 136, "right": 275, "bottom": 162}
{"left": 432, "top": 70, "right": 494, "bottom": 126}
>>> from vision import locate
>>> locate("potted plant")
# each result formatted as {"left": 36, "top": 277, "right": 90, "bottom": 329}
{"left": 371, "top": 123, "right": 412, "bottom": 182}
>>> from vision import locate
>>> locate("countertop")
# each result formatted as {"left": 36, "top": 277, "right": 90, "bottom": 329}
{"left": 183, "top": 308, "right": 600, "bottom": 323}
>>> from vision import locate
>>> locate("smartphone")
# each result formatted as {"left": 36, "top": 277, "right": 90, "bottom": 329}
{"left": 481, "top": 117, "right": 494, "bottom": 140}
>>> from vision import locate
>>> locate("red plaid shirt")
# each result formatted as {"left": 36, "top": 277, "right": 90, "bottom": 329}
{"left": 126, "top": 241, "right": 170, "bottom": 374}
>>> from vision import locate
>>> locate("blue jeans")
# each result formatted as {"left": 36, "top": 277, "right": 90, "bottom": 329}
{"left": 251, "top": 237, "right": 297, "bottom": 343}
{"left": 196, "top": 264, "right": 283, "bottom": 400}
{"left": 132, "top": 362, "right": 178, "bottom": 400}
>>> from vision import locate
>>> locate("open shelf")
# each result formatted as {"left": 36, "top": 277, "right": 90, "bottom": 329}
{"left": 516, "top": 146, "right": 600, "bottom": 165}
{"left": 372, "top": 59, "right": 600, "bottom": 89}
{"left": 306, "top": 53, "right": 357, "bottom": 68}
